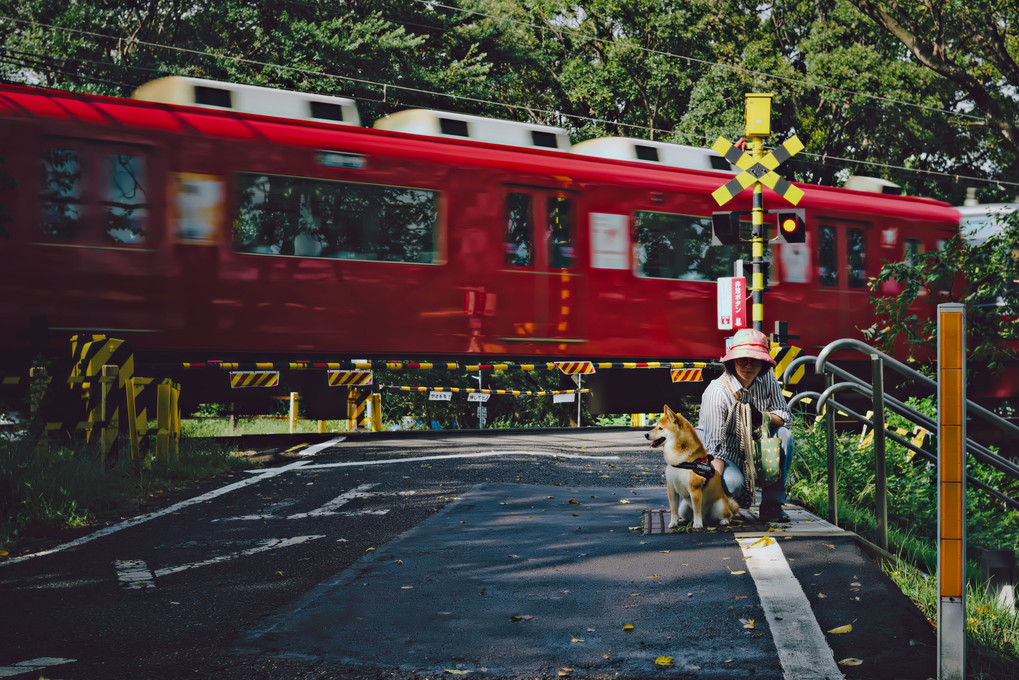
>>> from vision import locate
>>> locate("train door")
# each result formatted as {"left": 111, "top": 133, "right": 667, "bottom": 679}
{"left": 815, "top": 219, "right": 872, "bottom": 338}
{"left": 499, "top": 186, "right": 586, "bottom": 349}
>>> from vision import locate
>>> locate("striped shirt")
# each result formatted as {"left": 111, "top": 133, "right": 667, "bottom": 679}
{"left": 697, "top": 369, "right": 792, "bottom": 464}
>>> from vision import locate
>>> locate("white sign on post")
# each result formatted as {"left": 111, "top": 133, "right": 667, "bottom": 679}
{"left": 428, "top": 391, "right": 452, "bottom": 401}
{"left": 717, "top": 277, "right": 747, "bottom": 330}
{"left": 554, "top": 393, "right": 576, "bottom": 404}
{"left": 467, "top": 393, "right": 491, "bottom": 402}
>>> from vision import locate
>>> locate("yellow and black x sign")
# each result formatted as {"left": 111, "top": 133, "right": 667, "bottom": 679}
{"left": 710, "top": 136, "right": 804, "bottom": 206}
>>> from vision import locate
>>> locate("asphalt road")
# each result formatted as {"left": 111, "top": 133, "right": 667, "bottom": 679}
{"left": 0, "top": 429, "right": 936, "bottom": 679}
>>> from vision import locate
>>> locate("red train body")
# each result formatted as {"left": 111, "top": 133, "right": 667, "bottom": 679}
{"left": 0, "top": 82, "right": 966, "bottom": 412}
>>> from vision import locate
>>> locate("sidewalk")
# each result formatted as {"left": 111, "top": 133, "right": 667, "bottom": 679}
{"left": 244, "top": 483, "right": 936, "bottom": 679}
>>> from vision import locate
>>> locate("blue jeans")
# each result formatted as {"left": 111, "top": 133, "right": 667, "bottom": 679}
{"left": 716, "top": 426, "right": 794, "bottom": 507}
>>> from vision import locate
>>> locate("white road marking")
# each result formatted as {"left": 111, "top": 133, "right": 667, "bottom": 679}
{"left": 737, "top": 536, "right": 844, "bottom": 680}
{"left": 280, "top": 450, "right": 622, "bottom": 471}
{"left": 287, "top": 483, "right": 378, "bottom": 519}
{"left": 153, "top": 536, "right": 324, "bottom": 578}
{"left": 115, "top": 559, "right": 156, "bottom": 590}
{"left": 291, "top": 436, "right": 345, "bottom": 456}
{"left": 0, "top": 458, "right": 312, "bottom": 567}
{"left": 0, "top": 658, "right": 75, "bottom": 677}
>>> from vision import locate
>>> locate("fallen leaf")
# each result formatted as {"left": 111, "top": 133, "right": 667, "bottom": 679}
{"left": 558, "top": 669, "right": 573, "bottom": 676}
{"left": 619, "top": 499, "right": 630, "bottom": 504}
{"left": 571, "top": 635, "right": 585, "bottom": 643}
{"left": 402, "top": 585, "right": 413, "bottom": 589}
{"left": 623, "top": 624, "right": 634, "bottom": 631}
{"left": 688, "top": 666, "right": 702, "bottom": 670}
{"left": 850, "top": 581, "right": 862, "bottom": 587}
{"left": 728, "top": 570, "right": 746, "bottom": 575}
{"left": 817, "top": 592, "right": 827, "bottom": 598}
{"left": 838, "top": 658, "right": 864, "bottom": 666}
{"left": 750, "top": 536, "right": 775, "bottom": 548}
{"left": 659, "top": 550, "right": 670, "bottom": 554}
{"left": 828, "top": 623, "right": 853, "bottom": 634}
{"left": 654, "top": 656, "right": 674, "bottom": 667}
{"left": 742, "top": 618, "right": 756, "bottom": 629}
{"left": 648, "top": 574, "right": 660, "bottom": 579}
{"left": 444, "top": 670, "right": 472, "bottom": 675}
{"left": 510, "top": 615, "right": 535, "bottom": 622}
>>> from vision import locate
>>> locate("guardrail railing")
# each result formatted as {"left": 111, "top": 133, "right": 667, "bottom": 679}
{"left": 785, "top": 338, "right": 1019, "bottom": 552}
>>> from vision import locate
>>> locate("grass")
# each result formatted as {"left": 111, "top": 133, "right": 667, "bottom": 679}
{"left": 788, "top": 417, "right": 1019, "bottom": 678}
{"left": 0, "top": 427, "right": 258, "bottom": 554}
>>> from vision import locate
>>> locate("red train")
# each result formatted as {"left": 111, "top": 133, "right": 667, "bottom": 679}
{"left": 0, "top": 78, "right": 964, "bottom": 413}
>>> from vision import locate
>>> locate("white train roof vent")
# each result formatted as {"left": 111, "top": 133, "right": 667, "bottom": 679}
{"left": 844, "top": 175, "right": 901, "bottom": 194}
{"left": 373, "top": 109, "right": 571, "bottom": 151}
{"left": 571, "top": 137, "right": 736, "bottom": 173}
{"left": 131, "top": 76, "right": 360, "bottom": 126}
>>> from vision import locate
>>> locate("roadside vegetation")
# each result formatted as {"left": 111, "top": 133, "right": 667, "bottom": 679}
{"left": 787, "top": 397, "right": 1019, "bottom": 679}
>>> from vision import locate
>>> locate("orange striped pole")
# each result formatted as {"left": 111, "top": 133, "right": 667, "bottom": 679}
{"left": 938, "top": 303, "right": 966, "bottom": 679}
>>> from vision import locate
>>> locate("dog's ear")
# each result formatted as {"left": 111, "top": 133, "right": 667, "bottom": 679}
{"left": 663, "top": 404, "right": 676, "bottom": 421}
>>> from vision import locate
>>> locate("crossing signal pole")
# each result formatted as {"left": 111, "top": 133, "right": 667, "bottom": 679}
{"left": 710, "top": 93, "right": 804, "bottom": 332}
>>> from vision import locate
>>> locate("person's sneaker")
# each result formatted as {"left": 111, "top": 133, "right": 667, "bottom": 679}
{"left": 757, "top": 504, "right": 790, "bottom": 523}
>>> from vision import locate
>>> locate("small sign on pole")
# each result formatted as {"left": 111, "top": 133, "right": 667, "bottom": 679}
{"left": 717, "top": 277, "right": 747, "bottom": 330}
{"left": 428, "top": 391, "right": 452, "bottom": 401}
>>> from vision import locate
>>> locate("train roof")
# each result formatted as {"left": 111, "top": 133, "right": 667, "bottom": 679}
{"left": 571, "top": 136, "right": 736, "bottom": 174}
{"left": 132, "top": 76, "right": 361, "bottom": 126}
{"left": 373, "top": 108, "right": 571, "bottom": 152}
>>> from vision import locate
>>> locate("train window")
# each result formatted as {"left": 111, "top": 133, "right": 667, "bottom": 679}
{"left": 41, "top": 148, "right": 85, "bottom": 240}
{"left": 904, "top": 238, "right": 922, "bottom": 264}
{"left": 634, "top": 211, "right": 746, "bottom": 281}
{"left": 504, "top": 193, "right": 533, "bottom": 266}
{"left": 547, "top": 196, "right": 575, "bottom": 269}
{"left": 818, "top": 225, "right": 838, "bottom": 287}
{"left": 847, "top": 227, "right": 867, "bottom": 288}
{"left": 102, "top": 153, "right": 149, "bottom": 244}
{"left": 233, "top": 173, "right": 438, "bottom": 263}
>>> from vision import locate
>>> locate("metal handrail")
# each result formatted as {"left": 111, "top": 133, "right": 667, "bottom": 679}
{"left": 787, "top": 338, "right": 1019, "bottom": 551}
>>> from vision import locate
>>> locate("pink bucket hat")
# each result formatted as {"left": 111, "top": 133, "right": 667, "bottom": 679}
{"left": 720, "top": 328, "right": 776, "bottom": 366}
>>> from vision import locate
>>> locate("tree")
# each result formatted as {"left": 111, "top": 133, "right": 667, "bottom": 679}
{"left": 864, "top": 208, "right": 1019, "bottom": 374}
{"left": 845, "top": 0, "right": 1019, "bottom": 178}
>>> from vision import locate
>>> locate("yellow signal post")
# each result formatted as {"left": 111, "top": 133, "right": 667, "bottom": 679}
{"left": 937, "top": 303, "right": 966, "bottom": 679}
{"left": 711, "top": 93, "right": 803, "bottom": 332}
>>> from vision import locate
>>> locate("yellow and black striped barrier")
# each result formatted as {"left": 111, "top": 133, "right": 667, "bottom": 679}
{"left": 380, "top": 385, "right": 590, "bottom": 397}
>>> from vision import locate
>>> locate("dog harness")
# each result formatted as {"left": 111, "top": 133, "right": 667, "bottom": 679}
{"left": 671, "top": 455, "right": 715, "bottom": 479}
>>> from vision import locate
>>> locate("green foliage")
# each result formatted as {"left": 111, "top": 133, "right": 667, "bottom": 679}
{"left": 866, "top": 209, "right": 1019, "bottom": 373}
{"left": 0, "top": 433, "right": 255, "bottom": 553}
{"left": 789, "top": 398, "right": 1019, "bottom": 576}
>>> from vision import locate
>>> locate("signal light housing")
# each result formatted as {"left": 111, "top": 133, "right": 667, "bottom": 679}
{"left": 774, "top": 209, "right": 806, "bottom": 243}
{"left": 711, "top": 212, "right": 740, "bottom": 246}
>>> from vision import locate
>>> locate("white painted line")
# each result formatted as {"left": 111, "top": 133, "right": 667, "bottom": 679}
{"left": 115, "top": 559, "right": 156, "bottom": 590}
{"left": 0, "top": 459, "right": 312, "bottom": 568}
{"left": 288, "top": 483, "right": 378, "bottom": 519}
{"left": 737, "top": 536, "right": 844, "bottom": 680}
{"left": 0, "top": 658, "right": 75, "bottom": 677}
{"left": 291, "top": 436, "right": 345, "bottom": 456}
{"left": 287, "top": 450, "right": 622, "bottom": 471}
{"left": 154, "top": 535, "right": 324, "bottom": 578}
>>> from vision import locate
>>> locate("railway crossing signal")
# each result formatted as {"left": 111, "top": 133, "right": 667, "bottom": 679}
{"left": 709, "top": 93, "right": 805, "bottom": 333}
{"left": 710, "top": 135, "right": 805, "bottom": 207}
{"left": 711, "top": 208, "right": 807, "bottom": 245}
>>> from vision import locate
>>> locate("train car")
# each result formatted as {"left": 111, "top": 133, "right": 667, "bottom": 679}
{"left": 0, "top": 78, "right": 960, "bottom": 413}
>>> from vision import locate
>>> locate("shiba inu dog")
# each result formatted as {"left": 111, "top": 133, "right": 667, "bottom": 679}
{"left": 644, "top": 405, "right": 739, "bottom": 530}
